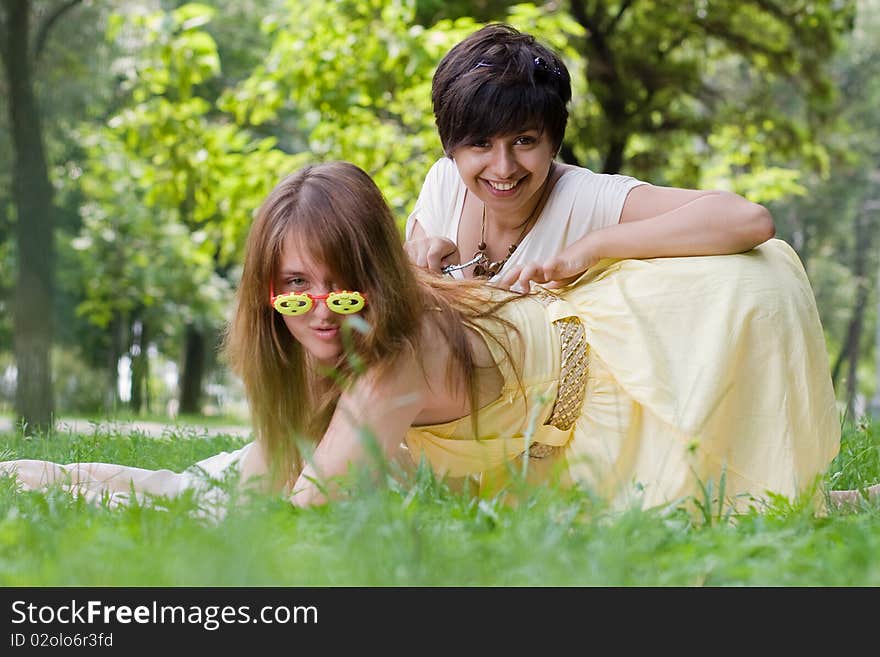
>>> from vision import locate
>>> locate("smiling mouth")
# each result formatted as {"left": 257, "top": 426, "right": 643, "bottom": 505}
{"left": 485, "top": 177, "right": 523, "bottom": 192}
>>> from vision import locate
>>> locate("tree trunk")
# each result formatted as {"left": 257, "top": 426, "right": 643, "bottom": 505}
{"left": 871, "top": 256, "right": 880, "bottom": 419}
{"left": 178, "top": 324, "right": 205, "bottom": 415}
{"left": 568, "top": 0, "right": 631, "bottom": 175}
{"left": 558, "top": 143, "right": 581, "bottom": 167}
{"left": 866, "top": 197, "right": 880, "bottom": 419}
{"left": 105, "top": 311, "right": 125, "bottom": 412}
{"left": 833, "top": 209, "right": 873, "bottom": 421}
{"left": 129, "top": 318, "right": 149, "bottom": 415}
{"left": 1, "top": 0, "right": 54, "bottom": 433}
{"left": 602, "top": 137, "right": 627, "bottom": 175}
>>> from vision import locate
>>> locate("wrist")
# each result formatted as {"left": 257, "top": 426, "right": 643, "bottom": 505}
{"left": 578, "top": 230, "right": 604, "bottom": 264}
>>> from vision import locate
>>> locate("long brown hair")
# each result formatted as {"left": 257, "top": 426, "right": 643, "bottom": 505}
{"left": 224, "top": 161, "right": 519, "bottom": 489}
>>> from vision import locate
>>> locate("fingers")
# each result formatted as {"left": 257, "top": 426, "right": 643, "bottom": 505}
{"left": 494, "top": 265, "right": 524, "bottom": 290}
{"left": 404, "top": 238, "right": 458, "bottom": 273}
{"left": 513, "top": 262, "right": 548, "bottom": 293}
{"left": 496, "top": 256, "right": 587, "bottom": 293}
{"left": 540, "top": 258, "right": 578, "bottom": 289}
{"left": 426, "top": 238, "right": 458, "bottom": 273}
{"left": 499, "top": 262, "right": 548, "bottom": 294}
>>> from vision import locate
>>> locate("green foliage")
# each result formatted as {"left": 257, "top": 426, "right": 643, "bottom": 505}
{"left": 52, "top": 347, "right": 109, "bottom": 415}
{"left": 555, "top": 1, "right": 856, "bottom": 186}
{"left": 219, "top": 0, "right": 476, "bottom": 222}
{"left": 64, "top": 3, "right": 306, "bottom": 408}
{"left": 101, "top": 3, "right": 303, "bottom": 269}
{"left": 414, "top": 0, "right": 514, "bottom": 26}
{"left": 769, "top": 0, "right": 880, "bottom": 409}
{"left": 828, "top": 418, "right": 880, "bottom": 495}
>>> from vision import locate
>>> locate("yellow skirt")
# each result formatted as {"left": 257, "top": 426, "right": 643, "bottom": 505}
{"left": 554, "top": 239, "right": 841, "bottom": 512}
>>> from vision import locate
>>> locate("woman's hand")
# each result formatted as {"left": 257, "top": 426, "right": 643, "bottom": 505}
{"left": 404, "top": 236, "right": 459, "bottom": 274}
{"left": 496, "top": 242, "right": 600, "bottom": 293}
{"left": 288, "top": 349, "right": 427, "bottom": 508}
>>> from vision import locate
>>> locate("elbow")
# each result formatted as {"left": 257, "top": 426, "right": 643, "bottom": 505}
{"left": 749, "top": 203, "right": 776, "bottom": 246}
{"left": 727, "top": 192, "right": 774, "bottom": 249}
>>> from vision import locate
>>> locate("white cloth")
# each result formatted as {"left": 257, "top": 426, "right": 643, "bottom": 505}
{"left": 0, "top": 443, "right": 255, "bottom": 518}
{"left": 405, "top": 157, "right": 646, "bottom": 280}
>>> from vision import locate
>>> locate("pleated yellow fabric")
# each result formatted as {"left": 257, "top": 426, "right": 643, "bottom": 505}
{"left": 405, "top": 239, "right": 841, "bottom": 512}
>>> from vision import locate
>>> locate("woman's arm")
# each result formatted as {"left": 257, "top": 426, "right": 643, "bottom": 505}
{"left": 617, "top": 185, "right": 775, "bottom": 252}
{"left": 290, "top": 355, "right": 427, "bottom": 507}
{"left": 237, "top": 441, "right": 272, "bottom": 493}
{"left": 499, "top": 185, "right": 775, "bottom": 291}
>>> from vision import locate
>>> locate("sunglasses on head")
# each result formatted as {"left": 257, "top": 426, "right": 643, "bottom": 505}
{"left": 469, "top": 56, "right": 561, "bottom": 77}
{"left": 269, "top": 283, "right": 367, "bottom": 317}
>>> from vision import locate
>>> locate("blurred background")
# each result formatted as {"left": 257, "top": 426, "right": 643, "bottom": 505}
{"left": 0, "top": 0, "right": 877, "bottom": 433}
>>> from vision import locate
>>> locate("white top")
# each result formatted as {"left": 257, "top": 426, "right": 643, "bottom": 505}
{"left": 405, "top": 157, "right": 646, "bottom": 280}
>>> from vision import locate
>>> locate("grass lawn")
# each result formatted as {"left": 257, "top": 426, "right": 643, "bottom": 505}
{"left": 0, "top": 419, "right": 878, "bottom": 586}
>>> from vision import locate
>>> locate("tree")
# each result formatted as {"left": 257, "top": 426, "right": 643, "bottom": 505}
{"left": 220, "top": 0, "right": 475, "bottom": 223}
{"left": 543, "top": 0, "right": 855, "bottom": 179}
{"left": 71, "top": 3, "right": 301, "bottom": 414}
{"left": 824, "top": 0, "right": 880, "bottom": 418}
{"left": 221, "top": 0, "right": 857, "bottom": 227}
{"left": 0, "top": 0, "right": 83, "bottom": 433}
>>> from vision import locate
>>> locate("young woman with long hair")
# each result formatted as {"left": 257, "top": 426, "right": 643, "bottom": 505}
{"left": 224, "top": 161, "right": 848, "bottom": 512}
{"left": 3, "top": 162, "right": 875, "bottom": 514}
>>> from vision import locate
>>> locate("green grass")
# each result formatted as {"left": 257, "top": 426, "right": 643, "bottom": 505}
{"left": 0, "top": 420, "right": 878, "bottom": 586}
{"left": 75, "top": 409, "right": 250, "bottom": 428}
{"left": 0, "top": 409, "right": 250, "bottom": 432}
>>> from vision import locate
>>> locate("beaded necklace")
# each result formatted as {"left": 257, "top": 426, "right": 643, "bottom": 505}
{"left": 443, "top": 164, "right": 555, "bottom": 278}
{"left": 471, "top": 203, "right": 535, "bottom": 277}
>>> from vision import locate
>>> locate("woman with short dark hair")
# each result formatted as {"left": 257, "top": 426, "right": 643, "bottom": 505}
{"left": 405, "top": 24, "right": 775, "bottom": 288}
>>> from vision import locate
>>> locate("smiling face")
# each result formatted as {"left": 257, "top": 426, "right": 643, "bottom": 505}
{"left": 451, "top": 129, "right": 556, "bottom": 224}
{"left": 431, "top": 25, "right": 571, "bottom": 160}
{"left": 274, "top": 231, "right": 350, "bottom": 365}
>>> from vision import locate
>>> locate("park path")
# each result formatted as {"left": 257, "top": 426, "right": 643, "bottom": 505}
{"left": 0, "top": 416, "right": 251, "bottom": 439}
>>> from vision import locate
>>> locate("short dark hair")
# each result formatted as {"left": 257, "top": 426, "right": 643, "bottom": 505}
{"left": 431, "top": 23, "right": 572, "bottom": 156}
